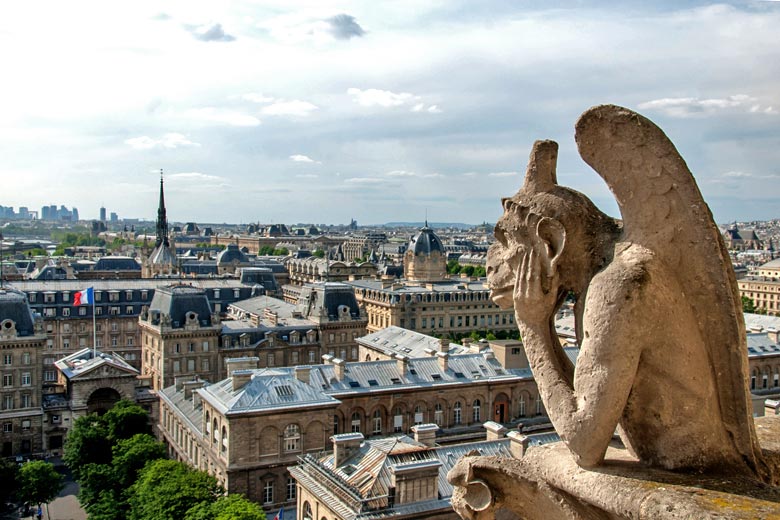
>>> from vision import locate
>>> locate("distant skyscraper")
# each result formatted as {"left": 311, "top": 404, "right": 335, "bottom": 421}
{"left": 41, "top": 206, "right": 50, "bottom": 220}
{"left": 110, "top": 212, "right": 118, "bottom": 222}
{"left": 100, "top": 206, "right": 106, "bottom": 222}
{"left": 49, "top": 205, "right": 57, "bottom": 220}
{"left": 18, "top": 207, "right": 29, "bottom": 220}
{"left": 72, "top": 208, "right": 79, "bottom": 221}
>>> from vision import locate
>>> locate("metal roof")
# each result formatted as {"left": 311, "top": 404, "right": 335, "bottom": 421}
{"left": 357, "top": 326, "right": 470, "bottom": 358}
{"left": 55, "top": 348, "right": 138, "bottom": 379}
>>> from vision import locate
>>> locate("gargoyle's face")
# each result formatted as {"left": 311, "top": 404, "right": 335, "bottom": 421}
{"left": 486, "top": 199, "right": 530, "bottom": 310}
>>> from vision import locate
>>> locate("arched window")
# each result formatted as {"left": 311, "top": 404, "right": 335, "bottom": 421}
{"left": 414, "top": 405, "right": 424, "bottom": 425}
{"left": 205, "top": 412, "right": 210, "bottom": 435}
{"left": 472, "top": 399, "right": 481, "bottom": 423}
{"left": 434, "top": 403, "right": 444, "bottom": 426}
{"left": 519, "top": 396, "right": 526, "bottom": 417}
{"left": 372, "top": 410, "right": 382, "bottom": 434}
{"left": 303, "top": 502, "right": 313, "bottom": 520}
{"left": 536, "top": 397, "right": 543, "bottom": 415}
{"left": 212, "top": 419, "right": 218, "bottom": 444}
{"left": 393, "top": 407, "right": 403, "bottom": 432}
{"left": 453, "top": 401, "right": 462, "bottom": 425}
{"left": 351, "top": 411, "right": 361, "bottom": 433}
{"left": 284, "top": 424, "right": 301, "bottom": 452}
{"left": 221, "top": 426, "right": 227, "bottom": 454}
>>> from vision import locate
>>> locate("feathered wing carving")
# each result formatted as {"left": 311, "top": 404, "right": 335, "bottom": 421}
{"left": 574, "top": 105, "right": 765, "bottom": 477}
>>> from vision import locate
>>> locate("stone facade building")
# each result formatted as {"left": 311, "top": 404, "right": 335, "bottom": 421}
{"left": 156, "top": 345, "right": 543, "bottom": 514}
{"left": 738, "top": 258, "right": 780, "bottom": 315}
{"left": 0, "top": 289, "right": 45, "bottom": 457}
{"left": 403, "top": 224, "right": 446, "bottom": 282}
{"left": 286, "top": 257, "right": 378, "bottom": 285}
{"left": 347, "top": 278, "right": 516, "bottom": 337}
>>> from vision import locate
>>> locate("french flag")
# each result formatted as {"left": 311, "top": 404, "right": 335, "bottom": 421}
{"left": 273, "top": 507, "right": 283, "bottom": 520}
{"left": 73, "top": 287, "right": 94, "bottom": 306}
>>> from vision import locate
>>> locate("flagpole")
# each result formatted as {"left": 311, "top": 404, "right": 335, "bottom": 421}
{"left": 92, "top": 291, "right": 97, "bottom": 358}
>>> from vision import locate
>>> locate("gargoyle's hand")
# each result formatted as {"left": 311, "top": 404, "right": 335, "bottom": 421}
{"left": 513, "top": 246, "right": 559, "bottom": 326}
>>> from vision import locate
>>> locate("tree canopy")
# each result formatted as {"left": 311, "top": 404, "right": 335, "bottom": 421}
{"left": 184, "top": 495, "right": 266, "bottom": 520}
{"left": 17, "top": 460, "right": 64, "bottom": 508}
{"left": 128, "top": 460, "right": 223, "bottom": 520}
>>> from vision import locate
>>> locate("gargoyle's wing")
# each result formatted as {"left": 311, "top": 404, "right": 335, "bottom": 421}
{"left": 575, "top": 105, "right": 764, "bottom": 477}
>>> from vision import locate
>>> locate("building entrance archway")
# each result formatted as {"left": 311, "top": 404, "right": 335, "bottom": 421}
{"left": 87, "top": 387, "right": 122, "bottom": 415}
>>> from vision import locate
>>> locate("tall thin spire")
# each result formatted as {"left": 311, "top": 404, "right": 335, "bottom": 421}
{"left": 156, "top": 169, "right": 169, "bottom": 248}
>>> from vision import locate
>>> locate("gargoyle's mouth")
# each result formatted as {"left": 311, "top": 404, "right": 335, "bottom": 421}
{"left": 488, "top": 286, "right": 514, "bottom": 309}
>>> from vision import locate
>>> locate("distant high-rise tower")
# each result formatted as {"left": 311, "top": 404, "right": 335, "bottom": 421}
{"left": 72, "top": 208, "right": 79, "bottom": 221}
{"left": 99, "top": 206, "right": 106, "bottom": 222}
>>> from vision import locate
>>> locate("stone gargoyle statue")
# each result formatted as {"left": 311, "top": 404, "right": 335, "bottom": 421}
{"left": 448, "top": 105, "right": 779, "bottom": 520}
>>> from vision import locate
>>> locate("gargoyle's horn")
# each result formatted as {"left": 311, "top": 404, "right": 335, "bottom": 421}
{"left": 523, "top": 140, "right": 558, "bottom": 192}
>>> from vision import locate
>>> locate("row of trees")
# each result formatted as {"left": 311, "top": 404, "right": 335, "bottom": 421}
{"left": 446, "top": 259, "right": 487, "bottom": 277}
{"left": 258, "top": 245, "right": 289, "bottom": 256}
{"left": 63, "top": 400, "right": 265, "bottom": 520}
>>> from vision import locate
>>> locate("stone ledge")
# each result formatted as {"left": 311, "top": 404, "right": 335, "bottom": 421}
{"left": 449, "top": 415, "right": 780, "bottom": 519}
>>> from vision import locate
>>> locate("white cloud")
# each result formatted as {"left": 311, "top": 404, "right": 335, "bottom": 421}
{"left": 347, "top": 88, "right": 418, "bottom": 108}
{"left": 345, "top": 177, "right": 387, "bottom": 184}
{"left": 638, "top": 95, "right": 776, "bottom": 118}
{"left": 290, "top": 154, "right": 320, "bottom": 163}
{"left": 488, "top": 171, "right": 517, "bottom": 177}
{"left": 185, "top": 22, "right": 236, "bottom": 42}
{"left": 260, "top": 12, "right": 365, "bottom": 44}
{"left": 242, "top": 93, "right": 275, "bottom": 104}
{"left": 184, "top": 107, "right": 260, "bottom": 126}
{"left": 168, "top": 172, "right": 225, "bottom": 182}
{"left": 124, "top": 133, "right": 200, "bottom": 150}
{"left": 262, "top": 100, "right": 318, "bottom": 117}
{"left": 427, "top": 105, "right": 442, "bottom": 113}
{"left": 387, "top": 170, "right": 416, "bottom": 177}
{"left": 411, "top": 103, "right": 425, "bottom": 112}
{"left": 722, "top": 171, "right": 752, "bottom": 178}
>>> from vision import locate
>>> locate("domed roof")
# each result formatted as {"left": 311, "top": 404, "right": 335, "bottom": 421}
{"left": 408, "top": 223, "right": 444, "bottom": 255}
{"left": 217, "top": 244, "right": 249, "bottom": 265}
{"left": 0, "top": 289, "right": 37, "bottom": 337}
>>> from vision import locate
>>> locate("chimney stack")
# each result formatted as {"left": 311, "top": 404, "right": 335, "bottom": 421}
{"left": 183, "top": 379, "right": 206, "bottom": 400}
{"left": 484, "top": 421, "right": 508, "bottom": 441}
{"left": 768, "top": 328, "right": 780, "bottom": 344}
{"left": 396, "top": 354, "right": 409, "bottom": 374}
{"left": 331, "top": 433, "right": 364, "bottom": 467}
{"left": 231, "top": 369, "right": 253, "bottom": 391}
{"left": 507, "top": 430, "right": 531, "bottom": 458}
{"left": 437, "top": 351, "right": 449, "bottom": 372}
{"left": 411, "top": 423, "right": 439, "bottom": 447}
{"left": 333, "top": 358, "right": 345, "bottom": 381}
{"left": 294, "top": 366, "right": 311, "bottom": 384}
{"left": 225, "top": 356, "right": 259, "bottom": 376}
{"left": 439, "top": 338, "right": 450, "bottom": 354}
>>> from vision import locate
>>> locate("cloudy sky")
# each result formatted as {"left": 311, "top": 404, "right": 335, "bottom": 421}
{"left": 2, "top": 1, "right": 779, "bottom": 225}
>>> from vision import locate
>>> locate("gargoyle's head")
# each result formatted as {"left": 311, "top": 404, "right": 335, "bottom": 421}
{"left": 487, "top": 140, "right": 618, "bottom": 310}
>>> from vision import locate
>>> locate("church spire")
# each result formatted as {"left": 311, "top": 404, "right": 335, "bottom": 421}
{"left": 156, "top": 169, "right": 169, "bottom": 248}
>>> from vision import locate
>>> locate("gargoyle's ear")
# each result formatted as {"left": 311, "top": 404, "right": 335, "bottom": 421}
{"left": 522, "top": 140, "right": 558, "bottom": 193}
{"left": 536, "top": 217, "right": 565, "bottom": 273}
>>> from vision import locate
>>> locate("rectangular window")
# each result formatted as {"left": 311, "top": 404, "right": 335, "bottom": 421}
{"left": 187, "top": 359, "right": 195, "bottom": 371}
{"left": 79, "top": 338, "right": 87, "bottom": 348}
{"left": 173, "top": 361, "right": 180, "bottom": 373}
{"left": 263, "top": 481, "right": 274, "bottom": 505}
{"left": 125, "top": 291, "right": 133, "bottom": 300}
{"left": 96, "top": 307, "right": 103, "bottom": 316}
{"left": 22, "top": 352, "right": 31, "bottom": 364}
{"left": 188, "top": 343, "right": 195, "bottom": 352}
{"left": 21, "top": 394, "right": 31, "bottom": 408}
{"left": 286, "top": 478, "right": 296, "bottom": 502}
{"left": 3, "top": 395, "right": 13, "bottom": 410}
{"left": 291, "top": 352, "right": 299, "bottom": 364}
{"left": 202, "top": 341, "right": 209, "bottom": 352}
{"left": 308, "top": 351, "right": 316, "bottom": 363}
{"left": 3, "top": 374, "right": 12, "bottom": 387}
{"left": 127, "top": 337, "right": 134, "bottom": 346}
{"left": 44, "top": 370, "right": 56, "bottom": 382}
{"left": 268, "top": 353, "right": 275, "bottom": 366}
{"left": 394, "top": 415, "right": 403, "bottom": 433}
{"left": 63, "top": 338, "right": 70, "bottom": 349}
{"left": 141, "top": 290, "right": 148, "bottom": 300}
{"left": 95, "top": 291, "right": 102, "bottom": 302}
{"left": 111, "top": 323, "right": 118, "bottom": 332}
{"left": 21, "top": 373, "right": 31, "bottom": 386}
{"left": 79, "top": 307, "right": 87, "bottom": 316}
{"left": 109, "top": 292, "right": 119, "bottom": 302}
{"left": 62, "top": 308, "right": 70, "bottom": 317}
{"left": 2, "top": 355, "right": 10, "bottom": 366}
{"left": 111, "top": 337, "right": 118, "bottom": 347}
{"left": 2, "top": 423, "right": 11, "bottom": 433}
{"left": 22, "top": 419, "right": 31, "bottom": 431}
{"left": 28, "top": 293, "right": 37, "bottom": 303}
{"left": 110, "top": 307, "right": 120, "bottom": 315}
{"left": 201, "top": 358, "right": 209, "bottom": 371}
{"left": 44, "top": 308, "right": 56, "bottom": 317}
{"left": 44, "top": 293, "right": 55, "bottom": 303}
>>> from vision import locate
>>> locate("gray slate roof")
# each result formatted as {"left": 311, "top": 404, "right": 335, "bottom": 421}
{"left": 0, "top": 288, "right": 37, "bottom": 336}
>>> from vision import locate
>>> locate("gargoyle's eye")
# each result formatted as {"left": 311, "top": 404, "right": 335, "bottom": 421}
{"left": 494, "top": 225, "right": 508, "bottom": 246}
{"left": 502, "top": 198, "right": 514, "bottom": 212}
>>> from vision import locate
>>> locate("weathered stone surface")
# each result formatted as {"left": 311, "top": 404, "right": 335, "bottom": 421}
{"left": 453, "top": 105, "right": 780, "bottom": 518}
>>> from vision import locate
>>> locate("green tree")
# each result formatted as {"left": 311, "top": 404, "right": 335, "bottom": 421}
{"left": 63, "top": 414, "right": 112, "bottom": 479}
{"left": 128, "top": 460, "right": 223, "bottom": 520}
{"left": 486, "top": 332, "right": 497, "bottom": 341}
{"left": 103, "top": 400, "right": 151, "bottom": 440}
{"left": 742, "top": 295, "right": 757, "bottom": 314}
{"left": 18, "top": 460, "right": 64, "bottom": 511}
{"left": 184, "top": 495, "right": 266, "bottom": 520}
{"left": 446, "top": 259, "right": 461, "bottom": 274}
{"left": 462, "top": 265, "right": 475, "bottom": 276}
{"left": 312, "top": 249, "right": 325, "bottom": 258}
{"left": 112, "top": 434, "right": 167, "bottom": 489}
{"left": 473, "top": 265, "right": 487, "bottom": 277}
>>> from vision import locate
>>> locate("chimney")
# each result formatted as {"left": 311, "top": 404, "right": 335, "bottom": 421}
{"left": 294, "top": 366, "right": 311, "bottom": 385}
{"left": 331, "top": 432, "right": 364, "bottom": 467}
{"left": 439, "top": 338, "right": 450, "bottom": 354}
{"left": 322, "top": 354, "right": 334, "bottom": 365}
{"left": 333, "top": 358, "right": 345, "bottom": 381}
{"left": 411, "top": 423, "right": 439, "bottom": 447}
{"left": 483, "top": 421, "right": 508, "bottom": 441}
{"left": 768, "top": 328, "right": 780, "bottom": 344}
{"left": 174, "top": 376, "right": 188, "bottom": 391}
{"left": 507, "top": 430, "right": 531, "bottom": 458}
{"left": 437, "top": 351, "right": 449, "bottom": 372}
{"left": 461, "top": 337, "right": 472, "bottom": 350}
{"left": 396, "top": 354, "right": 409, "bottom": 374}
{"left": 423, "top": 348, "right": 436, "bottom": 357}
{"left": 183, "top": 379, "right": 206, "bottom": 400}
{"left": 231, "top": 369, "right": 253, "bottom": 391}
{"left": 225, "top": 356, "right": 259, "bottom": 376}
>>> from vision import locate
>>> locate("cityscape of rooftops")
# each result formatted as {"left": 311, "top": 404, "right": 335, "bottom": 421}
{"left": 3, "top": 3, "right": 780, "bottom": 520}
